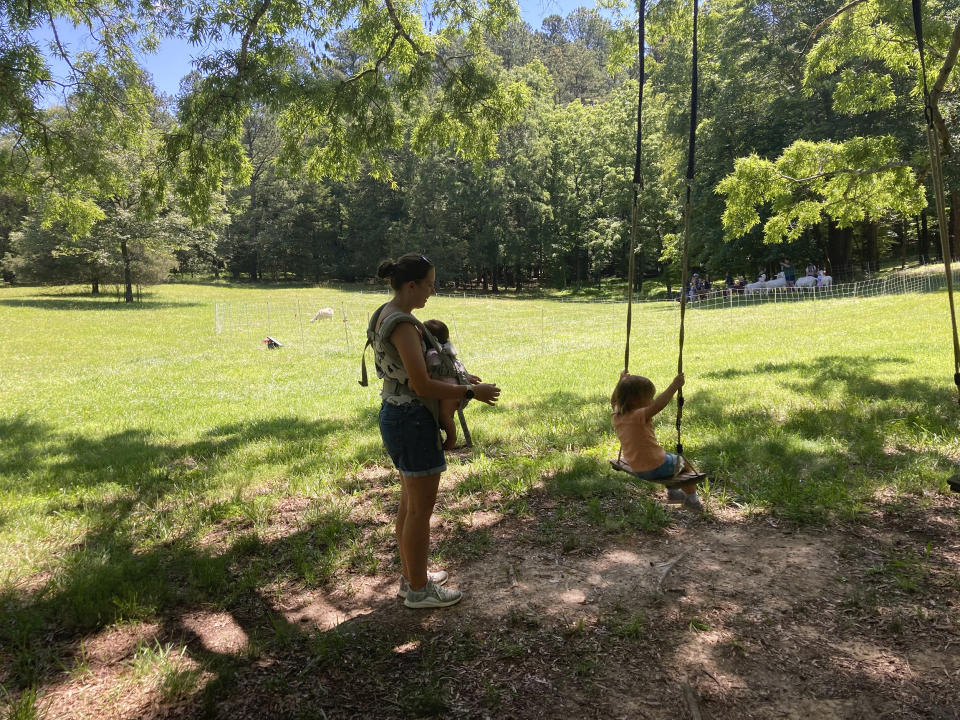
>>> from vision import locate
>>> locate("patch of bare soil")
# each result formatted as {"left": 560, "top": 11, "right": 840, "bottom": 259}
{"left": 7, "top": 491, "right": 960, "bottom": 720}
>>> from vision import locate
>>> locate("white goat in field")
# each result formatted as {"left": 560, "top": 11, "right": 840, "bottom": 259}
{"left": 311, "top": 306, "right": 335, "bottom": 322}
{"left": 765, "top": 271, "right": 788, "bottom": 289}
{"left": 817, "top": 272, "right": 833, "bottom": 288}
{"left": 795, "top": 275, "right": 817, "bottom": 288}
{"left": 744, "top": 273, "right": 768, "bottom": 295}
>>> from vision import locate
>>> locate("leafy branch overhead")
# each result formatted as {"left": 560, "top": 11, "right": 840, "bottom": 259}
{"left": 717, "top": 137, "right": 925, "bottom": 243}
{"left": 2, "top": 0, "right": 530, "bottom": 228}
{"left": 718, "top": 0, "right": 959, "bottom": 244}
{"left": 159, "top": 0, "right": 530, "bottom": 222}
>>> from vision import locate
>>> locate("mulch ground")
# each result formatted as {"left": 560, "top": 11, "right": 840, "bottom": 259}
{"left": 5, "top": 490, "right": 960, "bottom": 720}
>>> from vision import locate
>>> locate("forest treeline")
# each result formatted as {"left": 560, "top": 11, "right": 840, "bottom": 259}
{"left": 1, "top": 0, "right": 957, "bottom": 298}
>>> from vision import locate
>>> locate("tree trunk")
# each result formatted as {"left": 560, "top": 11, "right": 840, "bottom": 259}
{"left": 899, "top": 220, "right": 908, "bottom": 269}
{"left": 919, "top": 213, "right": 929, "bottom": 263}
{"left": 120, "top": 238, "right": 133, "bottom": 302}
{"left": 860, "top": 221, "right": 878, "bottom": 275}
{"left": 635, "top": 244, "right": 644, "bottom": 299}
{"left": 827, "top": 222, "right": 852, "bottom": 279}
{"left": 91, "top": 279, "right": 99, "bottom": 295}
{"left": 951, "top": 191, "right": 960, "bottom": 259}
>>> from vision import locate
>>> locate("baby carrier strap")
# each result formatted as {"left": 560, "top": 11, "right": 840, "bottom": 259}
{"left": 358, "top": 303, "right": 442, "bottom": 387}
{"left": 359, "top": 304, "right": 385, "bottom": 387}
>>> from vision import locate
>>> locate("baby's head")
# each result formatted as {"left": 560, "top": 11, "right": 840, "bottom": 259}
{"left": 611, "top": 374, "right": 656, "bottom": 414}
{"left": 424, "top": 319, "right": 449, "bottom": 344}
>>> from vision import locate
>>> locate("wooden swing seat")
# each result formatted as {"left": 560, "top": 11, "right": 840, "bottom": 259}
{"left": 609, "top": 458, "right": 705, "bottom": 487}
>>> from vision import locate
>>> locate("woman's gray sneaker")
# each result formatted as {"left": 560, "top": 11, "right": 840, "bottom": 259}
{"left": 684, "top": 493, "right": 704, "bottom": 512}
{"left": 397, "top": 570, "right": 449, "bottom": 598}
{"left": 403, "top": 580, "right": 462, "bottom": 608}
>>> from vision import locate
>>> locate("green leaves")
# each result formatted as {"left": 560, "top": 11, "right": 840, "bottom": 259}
{"left": 717, "top": 137, "right": 925, "bottom": 243}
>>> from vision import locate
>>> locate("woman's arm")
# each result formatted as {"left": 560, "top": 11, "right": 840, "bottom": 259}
{"left": 392, "top": 323, "right": 500, "bottom": 405}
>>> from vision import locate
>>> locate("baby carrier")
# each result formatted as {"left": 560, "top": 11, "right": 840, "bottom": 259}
{"left": 427, "top": 341, "right": 471, "bottom": 386}
{"left": 360, "top": 303, "right": 474, "bottom": 446}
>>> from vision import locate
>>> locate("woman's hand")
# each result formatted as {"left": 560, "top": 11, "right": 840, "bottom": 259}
{"left": 468, "top": 374, "right": 482, "bottom": 384}
{"left": 473, "top": 382, "right": 501, "bottom": 406}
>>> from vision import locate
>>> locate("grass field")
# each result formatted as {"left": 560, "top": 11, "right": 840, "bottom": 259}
{"left": 1, "top": 281, "right": 959, "bottom": 717}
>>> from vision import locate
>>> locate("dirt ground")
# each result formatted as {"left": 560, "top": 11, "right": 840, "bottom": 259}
{"left": 14, "top": 489, "right": 960, "bottom": 720}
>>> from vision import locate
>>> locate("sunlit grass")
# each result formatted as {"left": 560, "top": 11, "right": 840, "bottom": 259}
{"left": 0, "top": 281, "right": 958, "bottom": 690}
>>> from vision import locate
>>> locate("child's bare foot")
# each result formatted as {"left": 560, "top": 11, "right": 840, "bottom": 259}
{"left": 441, "top": 418, "right": 457, "bottom": 450}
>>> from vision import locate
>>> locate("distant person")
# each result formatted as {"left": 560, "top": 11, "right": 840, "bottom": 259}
{"left": 367, "top": 253, "right": 501, "bottom": 608}
{"left": 423, "top": 318, "right": 474, "bottom": 450}
{"left": 725, "top": 270, "right": 734, "bottom": 288}
{"left": 805, "top": 262, "right": 818, "bottom": 279}
{"left": 610, "top": 371, "right": 703, "bottom": 511}
{"left": 780, "top": 258, "right": 796, "bottom": 287}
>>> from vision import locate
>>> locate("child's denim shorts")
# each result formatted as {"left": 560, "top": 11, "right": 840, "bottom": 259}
{"left": 630, "top": 452, "right": 682, "bottom": 481}
{"left": 378, "top": 401, "right": 447, "bottom": 477}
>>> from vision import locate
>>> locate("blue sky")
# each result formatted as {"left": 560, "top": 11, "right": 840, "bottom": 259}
{"left": 44, "top": 0, "right": 598, "bottom": 97}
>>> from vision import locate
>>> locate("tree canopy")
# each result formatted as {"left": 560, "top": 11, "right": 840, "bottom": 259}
{"left": 2, "top": 0, "right": 958, "bottom": 295}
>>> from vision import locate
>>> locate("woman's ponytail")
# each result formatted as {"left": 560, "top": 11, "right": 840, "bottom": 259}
{"left": 377, "top": 253, "right": 432, "bottom": 290}
{"left": 377, "top": 260, "right": 396, "bottom": 280}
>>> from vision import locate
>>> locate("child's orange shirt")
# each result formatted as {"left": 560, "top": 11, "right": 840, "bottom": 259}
{"left": 613, "top": 408, "right": 667, "bottom": 472}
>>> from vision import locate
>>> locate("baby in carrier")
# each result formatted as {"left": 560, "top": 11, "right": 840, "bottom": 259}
{"left": 423, "top": 319, "right": 472, "bottom": 450}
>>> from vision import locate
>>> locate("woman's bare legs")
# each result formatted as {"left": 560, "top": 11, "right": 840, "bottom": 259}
{"left": 396, "top": 473, "right": 409, "bottom": 581}
{"left": 397, "top": 472, "right": 441, "bottom": 590}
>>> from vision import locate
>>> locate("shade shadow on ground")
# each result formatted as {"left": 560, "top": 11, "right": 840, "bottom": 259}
{"left": 2, "top": 355, "right": 959, "bottom": 717}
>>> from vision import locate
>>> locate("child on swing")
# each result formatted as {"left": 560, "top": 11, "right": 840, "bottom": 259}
{"left": 423, "top": 318, "right": 474, "bottom": 450}
{"left": 611, "top": 370, "right": 703, "bottom": 511}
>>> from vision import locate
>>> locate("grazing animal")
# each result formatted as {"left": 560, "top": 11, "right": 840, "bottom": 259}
{"left": 311, "top": 306, "right": 335, "bottom": 322}
{"left": 744, "top": 273, "right": 768, "bottom": 295}
{"left": 795, "top": 275, "right": 817, "bottom": 288}
{"left": 817, "top": 272, "right": 833, "bottom": 288}
{"left": 765, "top": 271, "right": 788, "bottom": 289}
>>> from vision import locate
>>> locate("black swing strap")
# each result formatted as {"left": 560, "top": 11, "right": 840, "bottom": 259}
{"left": 676, "top": 0, "right": 699, "bottom": 455}
{"left": 624, "top": 0, "right": 646, "bottom": 375}
{"left": 911, "top": 0, "right": 960, "bottom": 402}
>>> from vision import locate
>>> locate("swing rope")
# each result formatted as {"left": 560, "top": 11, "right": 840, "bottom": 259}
{"left": 617, "top": 0, "right": 645, "bottom": 467}
{"left": 624, "top": 0, "right": 646, "bottom": 375}
{"left": 675, "top": 0, "right": 699, "bottom": 455}
{"left": 911, "top": 0, "right": 960, "bottom": 403}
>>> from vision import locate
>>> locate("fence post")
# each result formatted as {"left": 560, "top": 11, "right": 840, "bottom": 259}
{"left": 297, "top": 298, "right": 305, "bottom": 348}
{"left": 341, "top": 303, "right": 351, "bottom": 351}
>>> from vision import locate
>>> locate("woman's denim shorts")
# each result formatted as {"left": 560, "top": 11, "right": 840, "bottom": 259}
{"left": 630, "top": 452, "right": 681, "bottom": 481}
{"left": 378, "top": 401, "right": 446, "bottom": 477}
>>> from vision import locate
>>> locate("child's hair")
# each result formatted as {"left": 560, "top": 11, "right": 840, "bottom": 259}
{"left": 423, "top": 319, "right": 449, "bottom": 343}
{"left": 376, "top": 253, "right": 433, "bottom": 290}
{"left": 611, "top": 374, "right": 655, "bottom": 415}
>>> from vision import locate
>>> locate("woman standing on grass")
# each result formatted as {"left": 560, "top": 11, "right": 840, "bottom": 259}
{"left": 370, "top": 253, "right": 501, "bottom": 608}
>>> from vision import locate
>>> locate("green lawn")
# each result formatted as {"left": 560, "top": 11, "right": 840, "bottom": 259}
{"left": 1, "top": 281, "right": 958, "bottom": 707}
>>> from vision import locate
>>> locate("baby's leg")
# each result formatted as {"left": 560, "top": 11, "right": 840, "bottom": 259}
{"left": 438, "top": 378, "right": 461, "bottom": 450}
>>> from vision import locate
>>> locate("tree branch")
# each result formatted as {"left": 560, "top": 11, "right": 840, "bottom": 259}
{"left": 931, "top": 20, "right": 960, "bottom": 99}
{"left": 339, "top": 32, "right": 400, "bottom": 88}
{"left": 927, "top": 20, "right": 960, "bottom": 155}
{"left": 779, "top": 161, "right": 913, "bottom": 184}
{"left": 804, "top": 0, "right": 870, "bottom": 49}
{"left": 237, "top": 0, "right": 273, "bottom": 87}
